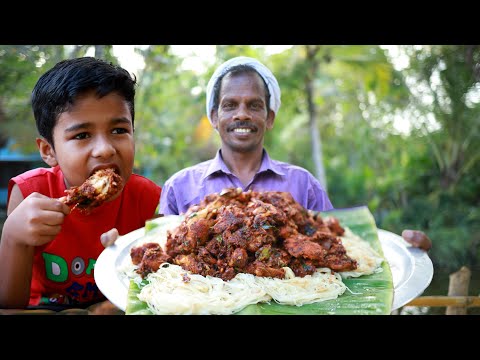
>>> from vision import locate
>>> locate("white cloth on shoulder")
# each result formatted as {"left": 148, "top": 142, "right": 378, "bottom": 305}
{"left": 205, "top": 56, "right": 281, "bottom": 124}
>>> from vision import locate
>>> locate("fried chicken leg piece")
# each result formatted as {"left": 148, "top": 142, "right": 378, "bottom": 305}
{"left": 63, "top": 168, "right": 123, "bottom": 212}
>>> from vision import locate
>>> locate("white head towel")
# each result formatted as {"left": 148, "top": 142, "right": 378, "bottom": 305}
{"left": 205, "top": 56, "right": 281, "bottom": 124}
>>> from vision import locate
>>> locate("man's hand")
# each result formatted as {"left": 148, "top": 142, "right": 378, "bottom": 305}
{"left": 402, "top": 230, "right": 432, "bottom": 251}
{"left": 100, "top": 228, "right": 119, "bottom": 247}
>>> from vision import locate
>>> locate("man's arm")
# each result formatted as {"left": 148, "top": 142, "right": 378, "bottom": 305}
{"left": 159, "top": 181, "right": 180, "bottom": 215}
{"left": 306, "top": 177, "right": 334, "bottom": 212}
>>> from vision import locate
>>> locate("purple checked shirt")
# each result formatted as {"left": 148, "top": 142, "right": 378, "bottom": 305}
{"left": 159, "top": 149, "right": 334, "bottom": 215}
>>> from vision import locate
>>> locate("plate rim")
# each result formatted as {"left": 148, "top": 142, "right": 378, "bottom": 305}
{"left": 377, "top": 229, "right": 434, "bottom": 310}
{"left": 95, "top": 227, "right": 146, "bottom": 311}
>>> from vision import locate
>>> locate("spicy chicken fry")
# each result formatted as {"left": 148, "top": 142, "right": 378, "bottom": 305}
{"left": 63, "top": 168, "right": 123, "bottom": 212}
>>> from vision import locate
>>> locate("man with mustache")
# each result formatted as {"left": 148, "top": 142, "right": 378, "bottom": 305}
{"left": 155, "top": 56, "right": 431, "bottom": 251}
{"left": 160, "top": 56, "right": 333, "bottom": 216}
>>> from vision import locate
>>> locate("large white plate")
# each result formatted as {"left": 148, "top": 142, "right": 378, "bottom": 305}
{"left": 95, "top": 221, "right": 434, "bottom": 313}
{"left": 378, "top": 229, "right": 433, "bottom": 310}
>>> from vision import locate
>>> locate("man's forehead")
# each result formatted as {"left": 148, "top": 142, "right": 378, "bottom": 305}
{"left": 222, "top": 70, "right": 262, "bottom": 83}
{"left": 220, "top": 72, "right": 266, "bottom": 97}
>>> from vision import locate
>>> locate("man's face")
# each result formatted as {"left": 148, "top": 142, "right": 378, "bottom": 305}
{"left": 37, "top": 91, "right": 135, "bottom": 199}
{"left": 212, "top": 71, "right": 275, "bottom": 154}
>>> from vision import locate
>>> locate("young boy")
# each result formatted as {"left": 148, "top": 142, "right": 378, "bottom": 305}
{"left": 0, "top": 57, "right": 161, "bottom": 309}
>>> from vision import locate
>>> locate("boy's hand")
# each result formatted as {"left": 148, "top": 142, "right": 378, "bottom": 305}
{"left": 402, "top": 230, "right": 432, "bottom": 251}
{"left": 4, "top": 192, "right": 70, "bottom": 247}
{"left": 100, "top": 228, "right": 119, "bottom": 247}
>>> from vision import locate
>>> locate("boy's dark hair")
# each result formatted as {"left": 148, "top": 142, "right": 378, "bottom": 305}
{"left": 31, "top": 57, "right": 137, "bottom": 148}
{"left": 211, "top": 64, "right": 271, "bottom": 114}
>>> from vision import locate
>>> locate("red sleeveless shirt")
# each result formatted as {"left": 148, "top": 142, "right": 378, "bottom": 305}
{"left": 8, "top": 166, "right": 161, "bottom": 306}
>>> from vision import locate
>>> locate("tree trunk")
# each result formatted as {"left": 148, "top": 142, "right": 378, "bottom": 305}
{"left": 95, "top": 45, "right": 105, "bottom": 59}
{"left": 304, "top": 45, "right": 327, "bottom": 191}
{"left": 446, "top": 266, "right": 471, "bottom": 315}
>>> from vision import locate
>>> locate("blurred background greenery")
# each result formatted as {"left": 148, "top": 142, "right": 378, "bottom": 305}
{"left": 1, "top": 45, "right": 479, "bottom": 313}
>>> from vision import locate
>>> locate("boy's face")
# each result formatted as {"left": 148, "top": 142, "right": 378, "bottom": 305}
{"left": 37, "top": 91, "right": 135, "bottom": 195}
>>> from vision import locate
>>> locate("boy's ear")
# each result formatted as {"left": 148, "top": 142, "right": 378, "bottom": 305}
{"left": 36, "top": 137, "right": 58, "bottom": 167}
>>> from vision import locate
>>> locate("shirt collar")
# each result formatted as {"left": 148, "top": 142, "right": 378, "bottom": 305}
{"left": 202, "top": 150, "right": 231, "bottom": 180}
{"left": 259, "top": 149, "right": 285, "bottom": 176}
{"left": 202, "top": 148, "right": 285, "bottom": 180}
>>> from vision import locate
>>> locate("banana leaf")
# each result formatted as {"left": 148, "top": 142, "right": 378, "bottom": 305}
{"left": 125, "top": 206, "right": 393, "bottom": 315}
